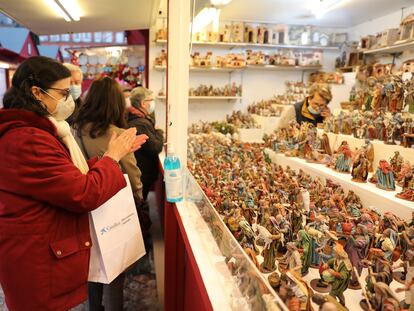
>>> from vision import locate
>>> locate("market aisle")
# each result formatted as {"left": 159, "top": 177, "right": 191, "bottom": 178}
{"left": 0, "top": 241, "right": 160, "bottom": 311}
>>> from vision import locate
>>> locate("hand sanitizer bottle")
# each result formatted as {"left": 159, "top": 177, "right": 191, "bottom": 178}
{"left": 164, "top": 143, "right": 183, "bottom": 202}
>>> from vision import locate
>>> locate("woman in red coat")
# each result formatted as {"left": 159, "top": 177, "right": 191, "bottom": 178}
{"left": 0, "top": 56, "right": 148, "bottom": 311}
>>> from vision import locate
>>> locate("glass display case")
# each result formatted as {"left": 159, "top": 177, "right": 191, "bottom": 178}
{"left": 184, "top": 170, "right": 288, "bottom": 311}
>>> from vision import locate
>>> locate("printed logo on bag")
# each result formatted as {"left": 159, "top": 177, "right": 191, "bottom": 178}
{"left": 100, "top": 221, "right": 121, "bottom": 235}
{"left": 122, "top": 213, "right": 135, "bottom": 224}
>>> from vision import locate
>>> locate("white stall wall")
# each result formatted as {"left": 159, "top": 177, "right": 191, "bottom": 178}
{"left": 150, "top": 17, "right": 167, "bottom": 132}
{"left": 348, "top": 5, "right": 414, "bottom": 68}
{"left": 149, "top": 20, "right": 350, "bottom": 126}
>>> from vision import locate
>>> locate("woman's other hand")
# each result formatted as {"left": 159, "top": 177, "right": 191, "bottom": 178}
{"left": 104, "top": 128, "right": 148, "bottom": 162}
{"left": 130, "top": 134, "right": 149, "bottom": 153}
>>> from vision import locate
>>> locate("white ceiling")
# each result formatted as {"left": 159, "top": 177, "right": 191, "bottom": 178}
{"left": 0, "top": 0, "right": 413, "bottom": 35}
{"left": 0, "top": 0, "right": 158, "bottom": 35}
{"left": 219, "top": 0, "right": 414, "bottom": 28}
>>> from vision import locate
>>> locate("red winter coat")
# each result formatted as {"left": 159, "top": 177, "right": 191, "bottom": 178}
{"left": 0, "top": 109, "right": 126, "bottom": 311}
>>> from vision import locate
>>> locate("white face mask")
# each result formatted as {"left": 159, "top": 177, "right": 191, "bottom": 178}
{"left": 41, "top": 89, "right": 75, "bottom": 121}
{"left": 70, "top": 85, "right": 82, "bottom": 100}
{"left": 125, "top": 97, "right": 132, "bottom": 108}
{"left": 51, "top": 95, "right": 75, "bottom": 121}
{"left": 148, "top": 100, "right": 155, "bottom": 114}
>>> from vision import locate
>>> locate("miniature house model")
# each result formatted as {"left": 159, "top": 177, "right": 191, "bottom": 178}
{"left": 398, "top": 14, "right": 414, "bottom": 42}
{"left": 231, "top": 22, "right": 244, "bottom": 43}
{"left": 244, "top": 25, "right": 258, "bottom": 43}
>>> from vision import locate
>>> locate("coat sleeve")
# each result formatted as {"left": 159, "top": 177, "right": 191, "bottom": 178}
{"left": 132, "top": 121, "right": 164, "bottom": 156}
{"left": 119, "top": 152, "right": 144, "bottom": 203}
{"left": 6, "top": 130, "right": 126, "bottom": 213}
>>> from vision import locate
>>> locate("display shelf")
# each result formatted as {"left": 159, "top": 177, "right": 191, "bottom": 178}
{"left": 362, "top": 40, "right": 414, "bottom": 55}
{"left": 318, "top": 129, "right": 414, "bottom": 171}
{"left": 246, "top": 64, "right": 321, "bottom": 71}
{"left": 237, "top": 128, "right": 264, "bottom": 143}
{"left": 265, "top": 148, "right": 414, "bottom": 219}
{"left": 174, "top": 200, "right": 247, "bottom": 311}
{"left": 184, "top": 172, "right": 288, "bottom": 311}
{"left": 190, "top": 66, "right": 245, "bottom": 72}
{"left": 154, "top": 65, "right": 320, "bottom": 72}
{"left": 155, "top": 39, "right": 339, "bottom": 51}
{"left": 153, "top": 66, "right": 245, "bottom": 72}
{"left": 251, "top": 114, "right": 283, "bottom": 135}
{"left": 156, "top": 96, "right": 241, "bottom": 100}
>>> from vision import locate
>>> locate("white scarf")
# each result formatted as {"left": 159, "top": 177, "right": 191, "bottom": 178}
{"left": 48, "top": 116, "right": 89, "bottom": 174}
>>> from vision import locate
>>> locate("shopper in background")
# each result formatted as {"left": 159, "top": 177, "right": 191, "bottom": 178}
{"left": 123, "top": 87, "right": 132, "bottom": 108}
{"left": 73, "top": 77, "right": 147, "bottom": 311}
{"left": 63, "top": 62, "right": 84, "bottom": 125}
{"left": 128, "top": 86, "right": 164, "bottom": 201}
{"left": 0, "top": 56, "right": 147, "bottom": 311}
{"left": 279, "top": 83, "right": 333, "bottom": 128}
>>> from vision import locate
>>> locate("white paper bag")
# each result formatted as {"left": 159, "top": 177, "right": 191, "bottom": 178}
{"left": 88, "top": 175, "right": 146, "bottom": 283}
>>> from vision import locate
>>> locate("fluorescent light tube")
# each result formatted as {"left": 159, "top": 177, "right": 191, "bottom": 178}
{"left": 47, "top": 0, "right": 80, "bottom": 22}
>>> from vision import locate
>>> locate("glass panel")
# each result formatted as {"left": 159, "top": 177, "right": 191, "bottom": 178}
{"left": 61, "top": 34, "right": 70, "bottom": 42}
{"left": 103, "top": 32, "right": 113, "bottom": 43}
{"left": 183, "top": 168, "right": 287, "bottom": 310}
{"left": 50, "top": 34, "right": 60, "bottom": 42}
{"left": 72, "top": 33, "right": 81, "bottom": 43}
{"left": 94, "top": 32, "right": 103, "bottom": 43}
{"left": 39, "top": 35, "right": 49, "bottom": 42}
{"left": 81, "top": 32, "right": 92, "bottom": 42}
{"left": 115, "top": 32, "right": 125, "bottom": 44}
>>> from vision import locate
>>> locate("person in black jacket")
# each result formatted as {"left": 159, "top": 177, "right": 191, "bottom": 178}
{"left": 278, "top": 83, "right": 333, "bottom": 128}
{"left": 294, "top": 83, "right": 332, "bottom": 125}
{"left": 127, "top": 86, "right": 164, "bottom": 200}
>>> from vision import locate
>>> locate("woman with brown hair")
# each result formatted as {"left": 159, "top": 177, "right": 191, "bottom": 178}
{"left": 73, "top": 77, "right": 147, "bottom": 311}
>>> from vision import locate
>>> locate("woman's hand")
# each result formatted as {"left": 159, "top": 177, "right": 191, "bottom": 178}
{"left": 320, "top": 107, "right": 331, "bottom": 118}
{"left": 130, "top": 134, "right": 149, "bottom": 153}
{"left": 104, "top": 128, "right": 148, "bottom": 162}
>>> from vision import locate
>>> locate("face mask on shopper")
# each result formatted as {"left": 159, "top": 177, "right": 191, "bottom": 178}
{"left": 41, "top": 89, "right": 75, "bottom": 121}
{"left": 125, "top": 97, "right": 132, "bottom": 108}
{"left": 148, "top": 100, "right": 155, "bottom": 114}
{"left": 70, "top": 85, "right": 82, "bottom": 100}
{"left": 308, "top": 104, "right": 321, "bottom": 115}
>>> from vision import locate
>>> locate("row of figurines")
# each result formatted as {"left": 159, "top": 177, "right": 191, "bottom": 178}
{"left": 323, "top": 110, "right": 414, "bottom": 147}
{"left": 267, "top": 81, "right": 310, "bottom": 106}
{"left": 225, "top": 110, "right": 261, "bottom": 129}
{"left": 188, "top": 132, "right": 413, "bottom": 310}
{"left": 348, "top": 74, "right": 414, "bottom": 113}
{"left": 264, "top": 122, "right": 413, "bottom": 201}
{"left": 188, "top": 83, "right": 242, "bottom": 97}
{"left": 247, "top": 100, "right": 284, "bottom": 117}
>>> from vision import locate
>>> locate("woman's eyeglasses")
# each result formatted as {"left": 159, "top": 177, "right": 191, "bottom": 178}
{"left": 40, "top": 87, "right": 71, "bottom": 101}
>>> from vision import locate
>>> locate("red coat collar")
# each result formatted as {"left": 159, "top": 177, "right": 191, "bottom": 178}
{"left": 0, "top": 108, "right": 57, "bottom": 138}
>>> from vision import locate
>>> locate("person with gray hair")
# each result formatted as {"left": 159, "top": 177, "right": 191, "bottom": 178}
{"left": 127, "top": 86, "right": 164, "bottom": 200}
{"left": 278, "top": 83, "right": 333, "bottom": 129}
{"left": 63, "top": 63, "right": 83, "bottom": 124}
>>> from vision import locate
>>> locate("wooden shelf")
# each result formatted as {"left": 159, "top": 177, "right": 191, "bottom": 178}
{"left": 155, "top": 40, "right": 339, "bottom": 51}
{"left": 362, "top": 40, "right": 414, "bottom": 55}
{"left": 156, "top": 96, "right": 241, "bottom": 100}
{"left": 154, "top": 66, "right": 245, "bottom": 72}
{"left": 246, "top": 64, "right": 321, "bottom": 71}
{"left": 190, "top": 66, "right": 245, "bottom": 72}
{"left": 154, "top": 65, "right": 321, "bottom": 72}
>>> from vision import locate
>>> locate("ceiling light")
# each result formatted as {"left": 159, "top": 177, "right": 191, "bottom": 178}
{"left": 312, "top": 0, "right": 342, "bottom": 19}
{"left": 191, "top": 7, "right": 221, "bottom": 34}
{"left": 46, "top": 0, "right": 81, "bottom": 22}
{"left": 210, "top": 0, "right": 232, "bottom": 5}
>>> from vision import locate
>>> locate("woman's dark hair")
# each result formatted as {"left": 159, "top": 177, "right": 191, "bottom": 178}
{"left": 3, "top": 56, "right": 71, "bottom": 116}
{"left": 73, "top": 77, "right": 126, "bottom": 138}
